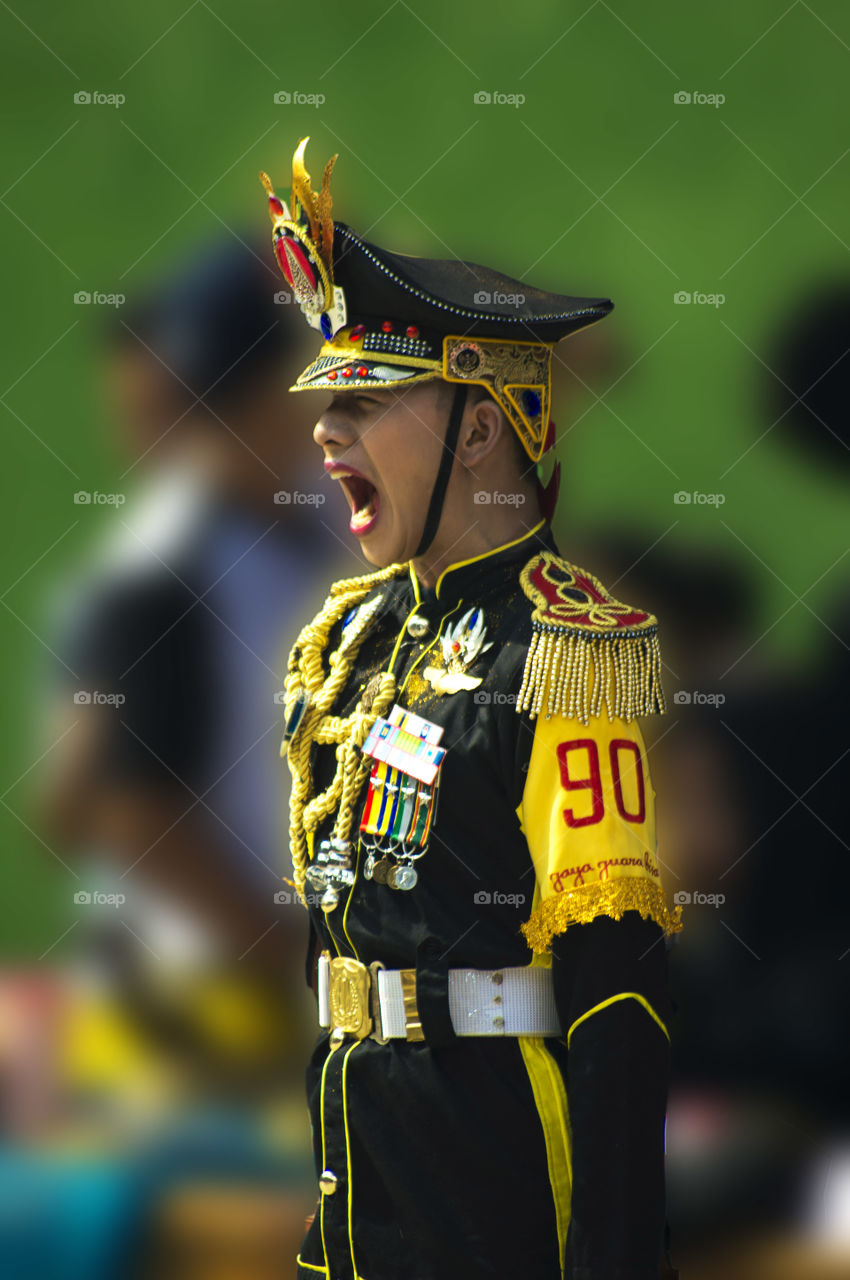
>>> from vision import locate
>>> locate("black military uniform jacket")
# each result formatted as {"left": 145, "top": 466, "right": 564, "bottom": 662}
{"left": 288, "top": 518, "right": 682, "bottom": 1280}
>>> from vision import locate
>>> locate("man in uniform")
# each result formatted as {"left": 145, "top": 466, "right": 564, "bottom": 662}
{"left": 260, "top": 139, "right": 684, "bottom": 1280}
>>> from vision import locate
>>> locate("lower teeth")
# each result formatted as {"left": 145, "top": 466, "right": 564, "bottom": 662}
{"left": 351, "top": 504, "right": 375, "bottom": 528}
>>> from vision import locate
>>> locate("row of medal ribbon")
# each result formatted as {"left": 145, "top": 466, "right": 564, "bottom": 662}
{"left": 360, "top": 758, "right": 439, "bottom": 890}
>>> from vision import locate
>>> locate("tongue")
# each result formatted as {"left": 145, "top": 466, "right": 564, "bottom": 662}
{"left": 346, "top": 476, "right": 377, "bottom": 519}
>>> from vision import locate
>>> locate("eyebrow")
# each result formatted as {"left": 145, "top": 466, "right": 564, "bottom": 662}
{"left": 330, "top": 390, "right": 386, "bottom": 406}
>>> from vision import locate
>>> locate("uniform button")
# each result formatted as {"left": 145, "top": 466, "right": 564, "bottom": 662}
{"left": 491, "top": 971, "right": 503, "bottom": 985}
{"left": 319, "top": 1169, "right": 338, "bottom": 1195}
{"left": 493, "top": 1016, "right": 505, "bottom": 1029}
{"left": 406, "top": 614, "right": 429, "bottom": 638}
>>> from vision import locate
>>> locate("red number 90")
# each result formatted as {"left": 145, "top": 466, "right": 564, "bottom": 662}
{"left": 556, "top": 738, "right": 646, "bottom": 828}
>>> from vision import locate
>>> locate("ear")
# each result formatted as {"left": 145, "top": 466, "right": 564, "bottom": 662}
{"left": 458, "top": 394, "right": 506, "bottom": 467}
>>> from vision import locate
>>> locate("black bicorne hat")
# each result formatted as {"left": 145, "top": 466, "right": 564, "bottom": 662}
{"left": 260, "top": 138, "right": 613, "bottom": 465}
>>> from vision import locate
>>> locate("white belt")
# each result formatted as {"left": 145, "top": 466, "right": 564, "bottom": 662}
{"left": 317, "top": 952, "right": 561, "bottom": 1040}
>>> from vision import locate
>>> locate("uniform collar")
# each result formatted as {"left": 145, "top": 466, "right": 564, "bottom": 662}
{"left": 406, "top": 518, "right": 558, "bottom": 608}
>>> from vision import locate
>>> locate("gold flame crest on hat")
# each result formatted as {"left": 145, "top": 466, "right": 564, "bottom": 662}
{"left": 259, "top": 137, "right": 347, "bottom": 339}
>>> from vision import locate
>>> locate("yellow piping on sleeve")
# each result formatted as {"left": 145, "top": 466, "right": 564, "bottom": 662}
{"left": 566, "top": 991, "right": 670, "bottom": 1049}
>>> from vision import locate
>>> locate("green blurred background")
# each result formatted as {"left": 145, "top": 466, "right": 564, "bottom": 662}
{"left": 1, "top": 0, "right": 847, "bottom": 955}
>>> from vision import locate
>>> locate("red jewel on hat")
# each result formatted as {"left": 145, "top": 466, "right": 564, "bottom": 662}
{"left": 268, "top": 195, "right": 284, "bottom": 218}
{"left": 381, "top": 320, "right": 393, "bottom": 332}
{"left": 327, "top": 370, "right": 338, "bottom": 381}
{"left": 356, "top": 366, "right": 368, "bottom": 376}
{"left": 342, "top": 367, "right": 353, "bottom": 377}
{"left": 349, "top": 325, "right": 366, "bottom": 341}
{"left": 274, "top": 241, "right": 294, "bottom": 287}
{"left": 274, "top": 236, "right": 316, "bottom": 292}
{"left": 406, "top": 325, "right": 419, "bottom": 337}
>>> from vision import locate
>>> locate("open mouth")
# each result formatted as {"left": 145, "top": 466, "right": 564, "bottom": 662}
{"left": 336, "top": 472, "right": 381, "bottom": 535}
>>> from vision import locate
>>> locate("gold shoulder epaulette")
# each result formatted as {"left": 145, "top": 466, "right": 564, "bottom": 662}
{"left": 516, "top": 551, "right": 665, "bottom": 724}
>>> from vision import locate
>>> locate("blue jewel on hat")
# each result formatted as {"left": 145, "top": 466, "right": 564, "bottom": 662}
{"left": 320, "top": 312, "right": 333, "bottom": 340}
{"left": 522, "top": 389, "right": 542, "bottom": 418}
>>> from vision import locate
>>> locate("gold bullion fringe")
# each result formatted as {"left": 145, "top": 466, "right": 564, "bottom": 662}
{"left": 516, "top": 626, "right": 666, "bottom": 723}
{"left": 521, "top": 879, "right": 684, "bottom": 956}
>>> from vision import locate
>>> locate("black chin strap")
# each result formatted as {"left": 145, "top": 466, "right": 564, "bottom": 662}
{"left": 413, "top": 383, "right": 468, "bottom": 561}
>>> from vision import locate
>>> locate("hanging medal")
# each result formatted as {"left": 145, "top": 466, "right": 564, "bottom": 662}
{"left": 358, "top": 704, "right": 446, "bottom": 891}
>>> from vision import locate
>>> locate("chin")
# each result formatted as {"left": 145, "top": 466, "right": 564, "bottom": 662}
{"left": 358, "top": 542, "right": 384, "bottom": 568}
{"left": 356, "top": 525, "right": 410, "bottom": 569}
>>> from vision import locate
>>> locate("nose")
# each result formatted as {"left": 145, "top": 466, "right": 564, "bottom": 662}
{"left": 313, "top": 403, "right": 356, "bottom": 451}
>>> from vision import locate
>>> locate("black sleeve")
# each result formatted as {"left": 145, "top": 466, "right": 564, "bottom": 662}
{"left": 552, "top": 913, "right": 674, "bottom": 1279}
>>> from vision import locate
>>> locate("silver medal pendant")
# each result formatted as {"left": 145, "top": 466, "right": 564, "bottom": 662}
{"left": 394, "top": 863, "right": 418, "bottom": 891}
{"left": 387, "top": 858, "right": 418, "bottom": 891}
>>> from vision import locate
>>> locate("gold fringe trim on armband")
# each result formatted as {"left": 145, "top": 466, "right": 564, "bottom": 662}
{"left": 520, "top": 878, "right": 684, "bottom": 956}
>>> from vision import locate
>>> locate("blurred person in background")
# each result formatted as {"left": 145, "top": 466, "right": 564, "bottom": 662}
{"left": 578, "top": 280, "right": 850, "bottom": 1278}
{"left": 8, "top": 234, "right": 351, "bottom": 1279}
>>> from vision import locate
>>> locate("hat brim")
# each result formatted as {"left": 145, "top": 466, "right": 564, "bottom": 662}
{"left": 289, "top": 350, "right": 441, "bottom": 392}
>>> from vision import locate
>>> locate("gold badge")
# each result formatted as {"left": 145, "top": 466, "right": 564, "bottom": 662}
{"left": 424, "top": 607, "right": 492, "bottom": 696}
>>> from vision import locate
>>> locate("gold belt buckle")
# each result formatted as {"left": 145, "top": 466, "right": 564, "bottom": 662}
{"left": 325, "top": 953, "right": 425, "bottom": 1044}
{"left": 328, "top": 956, "right": 373, "bottom": 1043}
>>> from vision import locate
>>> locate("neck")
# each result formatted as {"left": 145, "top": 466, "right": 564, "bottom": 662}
{"left": 411, "top": 502, "right": 541, "bottom": 589}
